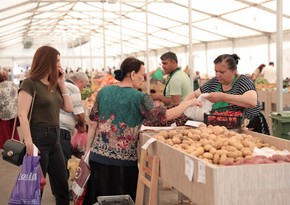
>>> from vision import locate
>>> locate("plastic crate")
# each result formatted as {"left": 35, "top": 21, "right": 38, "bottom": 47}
{"left": 204, "top": 106, "right": 243, "bottom": 129}
{"left": 270, "top": 111, "right": 290, "bottom": 140}
{"left": 95, "top": 195, "right": 134, "bottom": 205}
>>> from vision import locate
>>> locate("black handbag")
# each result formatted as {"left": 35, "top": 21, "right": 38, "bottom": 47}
{"left": 2, "top": 85, "right": 36, "bottom": 166}
{"left": 2, "top": 138, "right": 26, "bottom": 166}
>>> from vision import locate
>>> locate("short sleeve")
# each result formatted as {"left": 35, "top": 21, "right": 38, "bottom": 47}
{"left": 234, "top": 75, "right": 256, "bottom": 94}
{"left": 19, "top": 78, "right": 34, "bottom": 96}
{"left": 200, "top": 77, "right": 219, "bottom": 93}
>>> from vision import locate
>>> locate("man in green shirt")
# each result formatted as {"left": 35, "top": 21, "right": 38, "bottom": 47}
{"left": 151, "top": 52, "right": 192, "bottom": 105}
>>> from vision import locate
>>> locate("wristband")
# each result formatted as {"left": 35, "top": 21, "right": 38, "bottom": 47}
{"left": 62, "top": 93, "right": 70, "bottom": 96}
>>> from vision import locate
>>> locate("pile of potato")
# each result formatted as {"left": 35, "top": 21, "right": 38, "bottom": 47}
{"left": 152, "top": 123, "right": 290, "bottom": 165}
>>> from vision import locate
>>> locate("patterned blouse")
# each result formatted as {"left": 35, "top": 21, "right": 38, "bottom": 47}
{"left": 89, "top": 85, "right": 166, "bottom": 167}
{"left": 0, "top": 81, "right": 18, "bottom": 120}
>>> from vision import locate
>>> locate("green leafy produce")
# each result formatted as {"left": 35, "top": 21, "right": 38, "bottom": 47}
{"left": 81, "top": 87, "right": 93, "bottom": 100}
{"left": 255, "top": 77, "right": 269, "bottom": 84}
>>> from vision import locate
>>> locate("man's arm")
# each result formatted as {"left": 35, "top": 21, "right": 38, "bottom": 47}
{"left": 75, "top": 113, "right": 86, "bottom": 133}
{"left": 151, "top": 94, "right": 181, "bottom": 105}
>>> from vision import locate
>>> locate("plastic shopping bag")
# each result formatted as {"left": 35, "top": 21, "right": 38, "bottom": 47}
{"left": 8, "top": 145, "right": 41, "bottom": 205}
{"left": 72, "top": 152, "right": 91, "bottom": 205}
{"left": 184, "top": 93, "right": 213, "bottom": 121}
{"left": 71, "top": 132, "right": 87, "bottom": 152}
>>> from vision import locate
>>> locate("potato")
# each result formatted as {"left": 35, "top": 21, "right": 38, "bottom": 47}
{"left": 172, "top": 137, "right": 181, "bottom": 144}
{"left": 223, "top": 158, "right": 235, "bottom": 166}
{"left": 187, "top": 132, "right": 193, "bottom": 139}
{"left": 241, "top": 147, "right": 252, "bottom": 157}
{"left": 272, "top": 154, "right": 289, "bottom": 162}
{"left": 235, "top": 157, "right": 244, "bottom": 163}
{"left": 158, "top": 131, "right": 169, "bottom": 139}
{"left": 208, "top": 134, "right": 217, "bottom": 141}
{"left": 209, "top": 147, "right": 217, "bottom": 155}
{"left": 200, "top": 139, "right": 210, "bottom": 146}
{"left": 216, "top": 149, "right": 228, "bottom": 156}
{"left": 212, "top": 126, "right": 224, "bottom": 135}
{"left": 203, "top": 152, "right": 213, "bottom": 159}
{"left": 200, "top": 132, "right": 210, "bottom": 139}
{"left": 224, "top": 145, "right": 237, "bottom": 152}
{"left": 168, "top": 130, "right": 178, "bottom": 138}
{"left": 155, "top": 135, "right": 165, "bottom": 142}
{"left": 229, "top": 139, "right": 244, "bottom": 150}
{"left": 191, "top": 134, "right": 201, "bottom": 141}
{"left": 203, "top": 144, "right": 213, "bottom": 152}
{"left": 226, "top": 151, "right": 239, "bottom": 158}
{"left": 198, "top": 123, "right": 207, "bottom": 128}
{"left": 182, "top": 129, "right": 191, "bottom": 136}
{"left": 165, "top": 139, "right": 174, "bottom": 146}
{"left": 211, "top": 141, "right": 223, "bottom": 149}
{"left": 242, "top": 140, "right": 256, "bottom": 149}
{"left": 173, "top": 144, "right": 182, "bottom": 150}
{"left": 191, "top": 129, "right": 202, "bottom": 135}
{"left": 202, "top": 158, "right": 212, "bottom": 164}
{"left": 219, "top": 154, "right": 227, "bottom": 165}
{"left": 213, "top": 153, "right": 220, "bottom": 164}
{"left": 185, "top": 146, "right": 196, "bottom": 154}
{"left": 195, "top": 147, "right": 205, "bottom": 155}
{"left": 191, "top": 151, "right": 199, "bottom": 157}
{"left": 181, "top": 143, "right": 189, "bottom": 150}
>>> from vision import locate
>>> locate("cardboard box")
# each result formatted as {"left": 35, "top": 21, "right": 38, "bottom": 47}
{"left": 140, "top": 129, "right": 290, "bottom": 205}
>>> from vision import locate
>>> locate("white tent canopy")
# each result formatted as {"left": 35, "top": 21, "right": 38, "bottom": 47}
{"left": 0, "top": 0, "right": 290, "bottom": 77}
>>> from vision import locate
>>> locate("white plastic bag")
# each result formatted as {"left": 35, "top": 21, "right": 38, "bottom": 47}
{"left": 184, "top": 93, "right": 213, "bottom": 121}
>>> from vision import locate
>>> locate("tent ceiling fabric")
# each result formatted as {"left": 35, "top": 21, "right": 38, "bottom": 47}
{"left": 0, "top": 0, "right": 290, "bottom": 57}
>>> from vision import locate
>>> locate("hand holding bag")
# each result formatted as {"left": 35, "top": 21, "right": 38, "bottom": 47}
{"left": 184, "top": 93, "right": 213, "bottom": 121}
{"left": 72, "top": 152, "right": 91, "bottom": 205}
{"left": 8, "top": 145, "right": 41, "bottom": 205}
{"left": 2, "top": 85, "right": 36, "bottom": 166}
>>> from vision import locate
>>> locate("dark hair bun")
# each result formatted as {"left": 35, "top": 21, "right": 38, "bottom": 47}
{"left": 114, "top": 69, "right": 124, "bottom": 81}
{"left": 231, "top": 54, "right": 240, "bottom": 65}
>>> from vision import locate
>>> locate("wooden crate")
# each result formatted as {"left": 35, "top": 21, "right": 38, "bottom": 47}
{"left": 139, "top": 129, "right": 290, "bottom": 205}
{"left": 139, "top": 82, "right": 165, "bottom": 95}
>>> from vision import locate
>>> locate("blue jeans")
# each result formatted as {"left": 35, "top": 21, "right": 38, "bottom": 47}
{"left": 31, "top": 126, "right": 69, "bottom": 205}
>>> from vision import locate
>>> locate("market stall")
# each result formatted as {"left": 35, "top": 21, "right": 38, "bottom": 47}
{"left": 139, "top": 125, "right": 290, "bottom": 205}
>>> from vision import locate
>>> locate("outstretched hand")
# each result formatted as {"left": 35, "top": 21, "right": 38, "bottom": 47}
{"left": 182, "top": 98, "right": 202, "bottom": 108}
{"left": 204, "top": 92, "right": 225, "bottom": 103}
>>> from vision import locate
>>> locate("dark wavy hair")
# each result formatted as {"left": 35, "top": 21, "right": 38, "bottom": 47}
{"left": 29, "top": 45, "right": 60, "bottom": 92}
{"left": 257, "top": 64, "right": 266, "bottom": 72}
{"left": 213, "top": 54, "right": 240, "bottom": 71}
{"left": 114, "top": 57, "right": 144, "bottom": 81}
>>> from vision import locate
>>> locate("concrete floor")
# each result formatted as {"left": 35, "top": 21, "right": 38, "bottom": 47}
{"left": 0, "top": 149, "right": 193, "bottom": 205}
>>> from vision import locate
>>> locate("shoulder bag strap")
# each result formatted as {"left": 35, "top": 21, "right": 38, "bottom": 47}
{"left": 10, "top": 79, "right": 36, "bottom": 140}
{"left": 10, "top": 117, "right": 17, "bottom": 140}
{"left": 28, "top": 78, "right": 37, "bottom": 122}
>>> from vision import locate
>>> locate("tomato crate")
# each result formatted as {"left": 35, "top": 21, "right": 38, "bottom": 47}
{"left": 204, "top": 107, "right": 243, "bottom": 129}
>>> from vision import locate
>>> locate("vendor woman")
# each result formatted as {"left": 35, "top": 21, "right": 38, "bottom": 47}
{"left": 184, "top": 53, "right": 270, "bottom": 135}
